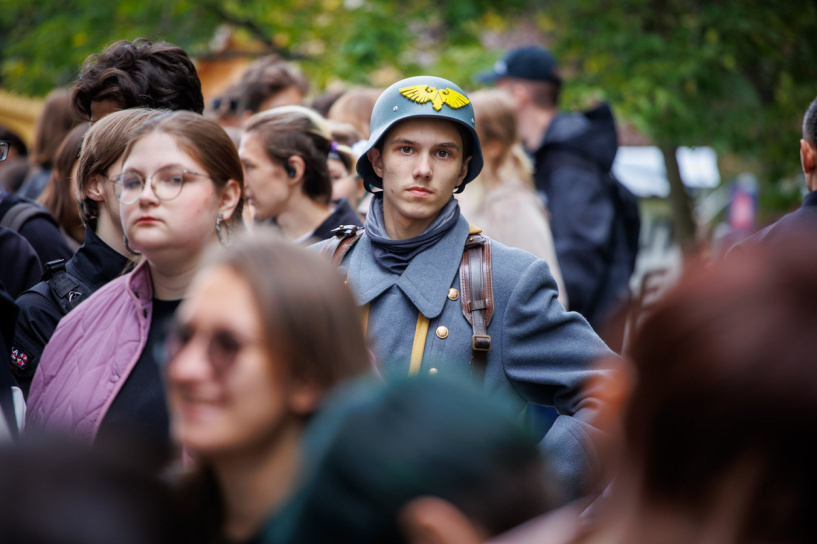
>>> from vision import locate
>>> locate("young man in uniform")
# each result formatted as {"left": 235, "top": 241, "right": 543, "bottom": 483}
{"left": 323, "top": 76, "right": 616, "bottom": 503}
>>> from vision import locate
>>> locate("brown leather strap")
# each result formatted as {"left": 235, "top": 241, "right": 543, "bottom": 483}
{"left": 320, "top": 225, "right": 364, "bottom": 267}
{"left": 459, "top": 232, "right": 494, "bottom": 385}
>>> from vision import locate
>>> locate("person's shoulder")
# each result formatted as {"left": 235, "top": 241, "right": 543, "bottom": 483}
{"left": 15, "top": 281, "right": 57, "bottom": 317}
{"left": 486, "top": 237, "right": 541, "bottom": 277}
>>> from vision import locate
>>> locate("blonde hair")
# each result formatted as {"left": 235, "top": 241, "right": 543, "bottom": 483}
{"left": 327, "top": 88, "right": 382, "bottom": 140}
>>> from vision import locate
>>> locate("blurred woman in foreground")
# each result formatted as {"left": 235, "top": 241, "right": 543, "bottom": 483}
{"left": 166, "top": 234, "right": 371, "bottom": 542}
{"left": 572, "top": 237, "right": 817, "bottom": 544}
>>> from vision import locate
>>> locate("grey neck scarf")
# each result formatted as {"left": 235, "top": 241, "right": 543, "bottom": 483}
{"left": 365, "top": 194, "right": 460, "bottom": 274}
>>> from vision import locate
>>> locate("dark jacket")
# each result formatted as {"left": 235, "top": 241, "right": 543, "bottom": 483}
{"left": 0, "top": 190, "right": 73, "bottom": 264}
{"left": 0, "top": 289, "right": 24, "bottom": 440}
{"left": 311, "top": 199, "right": 363, "bottom": 242}
{"left": 11, "top": 225, "right": 131, "bottom": 396}
{"left": 0, "top": 225, "right": 42, "bottom": 298}
{"left": 533, "top": 103, "right": 629, "bottom": 329}
{"left": 733, "top": 190, "right": 817, "bottom": 249}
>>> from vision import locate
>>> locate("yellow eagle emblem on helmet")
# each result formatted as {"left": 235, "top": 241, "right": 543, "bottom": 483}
{"left": 399, "top": 84, "right": 470, "bottom": 112}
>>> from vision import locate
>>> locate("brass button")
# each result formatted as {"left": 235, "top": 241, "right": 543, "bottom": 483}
{"left": 429, "top": 368, "right": 438, "bottom": 375}
{"left": 447, "top": 288, "right": 459, "bottom": 301}
{"left": 436, "top": 326, "right": 449, "bottom": 339}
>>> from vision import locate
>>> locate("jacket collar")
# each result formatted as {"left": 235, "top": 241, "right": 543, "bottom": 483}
{"left": 348, "top": 215, "right": 469, "bottom": 319}
{"left": 125, "top": 259, "right": 154, "bottom": 307}
{"left": 70, "top": 225, "right": 134, "bottom": 290}
{"left": 803, "top": 190, "right": 817, "bottom": 208}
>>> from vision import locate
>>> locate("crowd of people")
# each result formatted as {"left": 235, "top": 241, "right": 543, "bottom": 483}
{"left": 0, "top": 36, "right": 814, "bottom": 544}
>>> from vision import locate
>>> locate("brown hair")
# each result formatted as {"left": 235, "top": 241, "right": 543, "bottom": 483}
{"left": 327, "top": 88, "right": 383, "bottom": 140}
{"left": 38, "top": 123, "right": 88, "bottom": 244}
{"left": 30, "top": 88, "right": 82, "bottom": 168}
{"left": 244, "top": 106, "right": 332, "bottom": 205}
{"left": 72, "top": 38, "right": 204, "bottom": 120}
{"left": 236, "top": 56, "right": 309, "bottom": 114}
{"left": 471, "top": 89, "right": 533, "bottom": 185}
{"left": 76, "top": 108, "right": 161, "bottom": 226}
{"left": 123, "top": 111, "right": 244, "bottom": 224}
{"left": 213, "top": 232, "right": 369, "bottom": 388}
{"left": 624, "top": 238, "right": 817, "bottom": 542}
{"left": 325, "top": 119, "right": 362, "bottom": 148}
{"left": 175, "top": 233, "right": 370, "bottom": 541}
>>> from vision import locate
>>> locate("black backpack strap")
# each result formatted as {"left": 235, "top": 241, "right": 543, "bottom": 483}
{"left": 321, "top": 225, "right": 365, "bottom": 267}
{"left": 0, "top": 200, "right": 57, "bottom": 232}
{"left": 42, "top": 259, "right": 90, "bottom": 314}
{"left": 459, "top": 227, "right": 494, "bottom": 385}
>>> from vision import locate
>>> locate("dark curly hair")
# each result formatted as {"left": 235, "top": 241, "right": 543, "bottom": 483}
{"left": 72, "top": 38, "right": 204, "bottom": 120}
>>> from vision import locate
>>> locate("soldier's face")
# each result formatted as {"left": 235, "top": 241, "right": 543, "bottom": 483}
{"left": 368, "top": 118, "right": 470, "bottom": 240}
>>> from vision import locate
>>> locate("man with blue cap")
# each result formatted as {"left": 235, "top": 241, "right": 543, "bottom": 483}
{"left": 321, "top": 75, "right": 617, "bottom": 503}
{"left": 479, "top": 46, "right": 638, "bottom": 332}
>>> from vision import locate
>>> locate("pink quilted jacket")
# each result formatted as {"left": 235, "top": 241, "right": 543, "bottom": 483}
{"left": 26, "top": 261, "right": 154, "bottom": 444}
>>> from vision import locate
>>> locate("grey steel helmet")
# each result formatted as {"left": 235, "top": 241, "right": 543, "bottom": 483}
{"left": 356, "top": 75, "right": 483, "bottom": 194}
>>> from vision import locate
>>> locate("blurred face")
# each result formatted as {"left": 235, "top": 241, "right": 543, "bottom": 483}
{"left": 120, "top": 132, "right": 224, "bottom": 261}
{"left": 258, "top": 86, "right": 305, "bottom": 111}
{"left": 368, "top": 117, "right": 470, "bottom": 239}
{"left": 167, "top": 265, "right": 297, "bottom": 456}
{"left": 238, "top": 131, "right": 293, "bottom": 221}
{"left": 329, "top": 158, "right": 360, "bottom": 203}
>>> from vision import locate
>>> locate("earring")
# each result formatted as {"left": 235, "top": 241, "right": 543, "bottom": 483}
{"left": 216, "top": 213, "right": 232, "bottom": 247}
{"left": 123, "top": 234, "right": 141, "bottom": 256}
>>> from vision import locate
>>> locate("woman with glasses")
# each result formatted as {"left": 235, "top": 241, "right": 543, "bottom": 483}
{"left": 26, "top": 111, "right": 243, "bottom": 472}
{"left": 11, "top": 108, "right": 159, "bottom": 397}
{"left": 166, "top": 233, "right": 370, "bottom": 542}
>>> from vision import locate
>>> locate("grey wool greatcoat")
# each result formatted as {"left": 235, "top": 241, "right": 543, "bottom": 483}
{"left": 339, "top": 214, "right": 616, "bottom": 501}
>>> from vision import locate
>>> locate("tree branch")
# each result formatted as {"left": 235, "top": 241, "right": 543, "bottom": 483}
{"left": 201, "top": 3, "right": 298, "bottom": 60}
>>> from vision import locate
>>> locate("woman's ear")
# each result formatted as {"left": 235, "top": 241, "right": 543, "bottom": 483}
{"left": 218, "top": 179, "right": 242, "bottom": 222}
{"left": 287, "top": 155, "right": 306, "bottom": 185}
{"left": 85, "top": 174, "right": 107, "bottom": 203}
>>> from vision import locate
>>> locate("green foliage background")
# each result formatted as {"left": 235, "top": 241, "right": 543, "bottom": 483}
{"left": 2, "top": 0, "right": 816, "bottom": 222}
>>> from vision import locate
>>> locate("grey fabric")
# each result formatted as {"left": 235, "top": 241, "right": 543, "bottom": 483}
{"left": 341, "top": 213, "right": 617, "bottom": 501}
{"left": 364, "top": 194, "right": 460, "bottom": 274}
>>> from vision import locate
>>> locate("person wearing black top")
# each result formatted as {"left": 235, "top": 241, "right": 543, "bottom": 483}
{"left": 12, "top": 223, "right": 131, "bottom": 395}
{"left": 10, "top": 109, "right": 162, "bottom": 395}
{"left": 0, "top": 189, "right": 74, "bottom": 264}
{"left": 238, "top": 106, "right": 362, "bottom": 243}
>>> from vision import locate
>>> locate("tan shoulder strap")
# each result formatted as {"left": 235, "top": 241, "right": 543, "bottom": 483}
{"left": 459, "top": 226, "right": 494, "bottom": 385}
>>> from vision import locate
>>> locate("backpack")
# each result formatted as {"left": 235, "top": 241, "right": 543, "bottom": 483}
{"left": 607, "top": 169, "right": 641, "bottom": 273}
{"left": 538, "top": 146, "right": 640, "bottom": 276}
{"left": 0, "top": 198, "right": 59, "bottom": 233}
{"left": 37, "top": 259, "right": 94, "bottom": 314}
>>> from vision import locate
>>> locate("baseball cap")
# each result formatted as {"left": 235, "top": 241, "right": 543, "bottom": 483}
{"left": 477, "top": 45, "right": 561, "bottom": 85}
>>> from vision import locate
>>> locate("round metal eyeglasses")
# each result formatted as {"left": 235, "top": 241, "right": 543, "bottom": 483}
{"left": 113, "top": 166, "right": 212, "bottom": 205}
